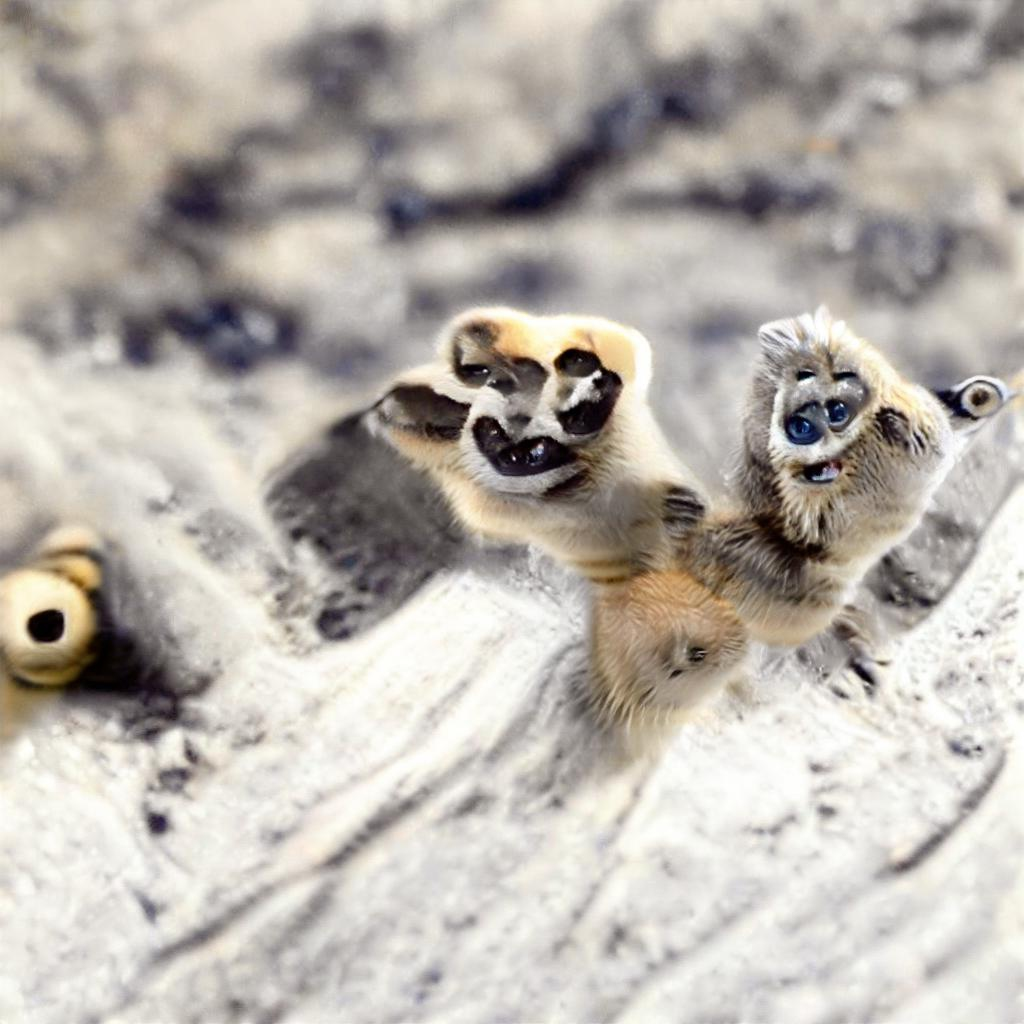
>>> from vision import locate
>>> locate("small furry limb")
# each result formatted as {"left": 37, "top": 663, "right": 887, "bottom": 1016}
{"left": 661, "top": 484, "right": 708, "bottom": 538}
{"left": 588, "top": 570, "right": 748, "bottom": 727}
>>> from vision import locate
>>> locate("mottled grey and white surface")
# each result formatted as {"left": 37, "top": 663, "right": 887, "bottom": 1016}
{"left": 1, "top": 1, "right": 1023, "bottom": 1022}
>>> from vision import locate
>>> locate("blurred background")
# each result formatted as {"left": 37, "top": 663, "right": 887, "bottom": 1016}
{"left": 2, "top": 0, "right": 1022, "bottom": 462}
{"left": 2, "top": 4, "right": 1024, "bottom": 1023}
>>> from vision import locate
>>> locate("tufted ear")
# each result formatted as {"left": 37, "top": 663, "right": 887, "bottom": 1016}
{"left": 435, "top": 306, "right": 515, "bottom": 367}
{"left": 757, "top": 314, "right": 805, "bottom": 360}
{"left": 757, "top": 306, "right": 845, "bottom": 366}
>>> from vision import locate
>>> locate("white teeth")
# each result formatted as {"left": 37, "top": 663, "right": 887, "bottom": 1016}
{"left": 808, "top": 461, "right": 841, "bottom": 483}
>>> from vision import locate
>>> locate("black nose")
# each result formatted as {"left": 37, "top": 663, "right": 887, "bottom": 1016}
{"left": 28, "top": 609, "right": 65, "bottom": 643}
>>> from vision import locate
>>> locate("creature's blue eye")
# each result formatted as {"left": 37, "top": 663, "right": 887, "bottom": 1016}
{"left": 826, "top": 400, "right": 849, "bottom": 426}
{"left": 786, "top": 414, "right": 821, "bottom": 445}
{"left": 796, "top": 369, "right": 815, "bottom": 381}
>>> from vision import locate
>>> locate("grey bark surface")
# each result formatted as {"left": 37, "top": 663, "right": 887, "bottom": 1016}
{"left": 1, "top": 1, "right": 1023, "bottom": 1022}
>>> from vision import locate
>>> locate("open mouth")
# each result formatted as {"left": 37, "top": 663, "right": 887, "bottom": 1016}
{"left": 473, "top": 417, "right": 575, "bottom": 476}
{"left": 802, "top": 459, "right": 842, "bottom": 484}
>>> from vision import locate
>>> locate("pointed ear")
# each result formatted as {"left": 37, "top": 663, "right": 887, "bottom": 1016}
{"left": 757, "top": 316, "right": 801, "bottom": 354}
{"left": 586, "top": 322, "right": 653, "bottom": 397}
{"left": 812, "top": 305, "right": 848, "bottom": 345}
{"left": 435, "top": 307, "right": 510, "bottom": 367}
{"left": 621, "top": 327, "right": 653, "bottom": 396}
{"left": 371, "top": 363, "right": 471, "bottom": 460}
{"left": 757, "top": 310, "right": 821, "bottom": 365}
{"left": 377, "top": 385, "right": 470, "bottom": 440}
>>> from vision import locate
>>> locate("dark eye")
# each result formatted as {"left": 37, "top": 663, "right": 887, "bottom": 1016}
{"left": 456, "top": 363, "right": 491, "bottom": 386}
{"left": 28, "top": 609, "right": 66, "bottom": 643}
{"left": 964, "top": 383, "right": 1000, "bottom": 416}
{"left": 785, "top": 414, "right": 822, "bottom": 445}
{"left": 0, "top": 566, "right": 99, "bottom": 686}
{"left": 936, "top": 375, "right": 1007, "bottom": 420}
{"left": 796, "top": 369, "right": 815, "bottom": 381}
{"left": 485, "top": 371, "right": 516, "bottom": 396}
{"left": 555, "top": 349, "right": 600, "bottom": 377}
{"left": 826, "top": 400, "right": 850, "bottom": 426}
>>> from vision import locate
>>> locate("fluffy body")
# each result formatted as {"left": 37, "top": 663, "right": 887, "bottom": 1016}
{"left": 686, "top": 308, "right": 972, "bottom": 645}
{"left": 376, "top": 306, "right": 1012, "bottom": 730}
{"left": 589, "top": 570, "right": 748, "bottom": 726}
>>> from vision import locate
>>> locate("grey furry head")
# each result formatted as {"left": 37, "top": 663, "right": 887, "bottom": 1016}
{"left": 736, "top": 307, "right": 940, "bottom": 546}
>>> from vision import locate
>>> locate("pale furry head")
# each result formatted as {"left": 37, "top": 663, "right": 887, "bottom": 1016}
{"left": 375, "top": 307, "right": 654, "bottom": 501}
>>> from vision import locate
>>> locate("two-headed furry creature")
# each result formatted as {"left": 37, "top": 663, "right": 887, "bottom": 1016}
{"left": 375, "top": 306, "right": 1013, "bottom": 729}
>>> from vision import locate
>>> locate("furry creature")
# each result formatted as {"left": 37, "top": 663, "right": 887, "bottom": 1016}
{"left": 376, "top": 306, "right": 1014, "bottom": 730}
{"left": 687, "top": 308, "right": 1010, "bottom": 645}
{"left": 375, "top": 307, "right": 707, "bottom": 582}
{"left": 588, "top": 308, "right": 1012, "bottom": 726}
